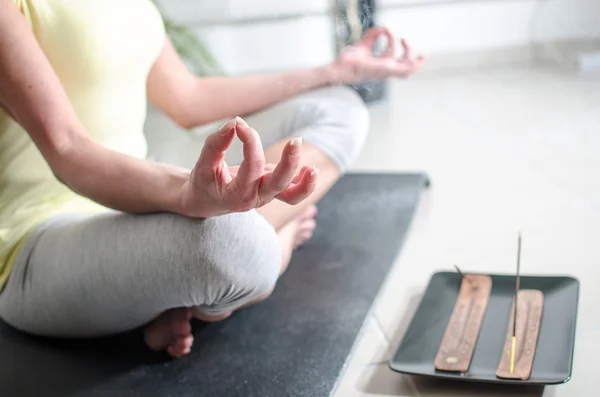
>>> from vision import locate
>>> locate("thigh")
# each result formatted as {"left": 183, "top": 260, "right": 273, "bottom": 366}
{"left": 0, "top": 210, "right": 280, "bottom": 338}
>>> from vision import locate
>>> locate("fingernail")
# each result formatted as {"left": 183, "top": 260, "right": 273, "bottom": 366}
{"left": 221, "top": 118, "right": 237, "bottom": 135}
{"left": 289, "top": 137, "right": 302, "bottom": 153}
{"left": 235, "top": 116, "right": 248, "bottom": 127}
{"left": 310, "top": 167, "right": 320, "bottom": 178}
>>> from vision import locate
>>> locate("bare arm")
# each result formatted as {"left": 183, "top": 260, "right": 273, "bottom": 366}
{"left": 147, "top": 29, "right": 423, "bottom": 129}
{"left": 147, "top": 38, "right": 333, "bottom": 129}
{"left": 0, "top": 0, "right": 188, "bottom": 214}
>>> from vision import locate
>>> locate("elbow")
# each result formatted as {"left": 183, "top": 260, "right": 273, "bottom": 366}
{"left": 171, "top": 110, "right": 196, "bottom": 130}
{"left": 51, "top": 156, "right": 73, "bottom": 186}
{"left": 168, "top": 106, "right": 214, "bottom": 130}
{"left": 149, "top": 96, "right": 196, "bottom": 130}
{"left": 153, "top": 78, "right": 214, "bottom": 130}
{"left": 47, "top": 142, "right": 76, "bottom": 187}
{"left": 43, "top": 125, "right": 92, "bottom": 187}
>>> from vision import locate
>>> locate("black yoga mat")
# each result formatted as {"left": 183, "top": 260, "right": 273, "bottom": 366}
{"left": 0, "top": 173, "right": 428, "bottom": 397}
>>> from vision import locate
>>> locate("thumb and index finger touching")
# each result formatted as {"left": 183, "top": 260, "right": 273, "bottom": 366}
{"left": 195, "top": 116, "right": 318, "bottom": 206}
{"left": 233, "top": 120, "right": 317, "bottom": 203}
{"left": 360, "top": 27, "right": 425, "bottom": 63}
{"left": 197, "top": 116, "right": 265, "bottom": 176}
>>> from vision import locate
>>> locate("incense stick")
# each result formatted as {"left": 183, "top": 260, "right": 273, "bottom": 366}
{"left": 453, "top": 264, "right": 465, "bottom": 279}
{"left": 454, "top": 265, "right": 478, "bottom": 288}
{"left": 510, "top": 233, "right": 522, "bottom": 373}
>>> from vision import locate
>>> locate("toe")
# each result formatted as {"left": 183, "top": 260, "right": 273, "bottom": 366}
{"left": 294, "top": 229, "right": 314, "bottom": 247}
{"left": 167, "top": 335, "right": 194, "bottom": 357}
{"left": 301, "top": 230, "right": 314, "bottom": 240}
{"left": 304, "top": 205, "right": 318, "bottom": 219}
{"left": 301, "top": 219, "right": 317, "bottom": 231}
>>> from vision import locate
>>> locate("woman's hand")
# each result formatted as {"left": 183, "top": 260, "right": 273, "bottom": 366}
{"left": 329, "top": 27, "right": 424, "bottom": 85}
{"left": 179, "top": 117, "right": 318, "bottom": 218}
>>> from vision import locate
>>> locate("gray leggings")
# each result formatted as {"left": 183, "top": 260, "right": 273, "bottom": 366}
{"left": 0, "top": 86, "right": 369, "bottom": 338}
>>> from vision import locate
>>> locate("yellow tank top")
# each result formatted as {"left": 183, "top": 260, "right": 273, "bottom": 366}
{"left": 0, "top": 0, "right": 165, "bottom": 289}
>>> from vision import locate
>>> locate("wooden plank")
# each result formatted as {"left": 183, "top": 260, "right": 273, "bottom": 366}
{"left": 496, "top": 289, "right": 544, "bottom": 380}
{"left": 434, "top": 274, "right": 492, "bottom": 372}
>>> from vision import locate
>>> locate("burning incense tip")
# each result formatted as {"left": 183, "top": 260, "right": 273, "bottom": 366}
{"left": 510, "top": 336, "right": 516, "bottom": 373}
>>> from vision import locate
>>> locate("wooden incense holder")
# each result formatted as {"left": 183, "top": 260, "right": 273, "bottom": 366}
{"left": 496, "top": 289, "right": 544, "bottom": 380}
{"left": 434, "top": 274, "right": 492, "bottom": 372}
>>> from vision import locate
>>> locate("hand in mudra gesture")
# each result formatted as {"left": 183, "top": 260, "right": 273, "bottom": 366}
{"left": 180, "top": 117, "right": 318, "bottom": 218}
{"left": 331, "top": 27, "right": 425, "bottom": 84}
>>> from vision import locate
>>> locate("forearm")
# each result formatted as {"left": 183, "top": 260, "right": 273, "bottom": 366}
{"left": 180, "top": 65, "right": 335, "bottom": 128}
{"left": 54, "top": 130, "right": 190, "bottom": 215}
{"left": 150, "top": 28, "right": 423, "bottom": 130}
{"left": 147, "top": 37, "right": 339, "bottom": 128}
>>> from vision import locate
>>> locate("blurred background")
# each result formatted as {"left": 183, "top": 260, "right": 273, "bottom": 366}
{"left": 151, "top": 0, "right": 600, "bottom": 76}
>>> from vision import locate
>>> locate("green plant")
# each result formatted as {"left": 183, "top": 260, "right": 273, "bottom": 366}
{"left": 155, "top": 4, "right": 223, "bottom": 76}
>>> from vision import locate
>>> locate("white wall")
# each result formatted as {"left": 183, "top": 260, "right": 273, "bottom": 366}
{"left": 378, "top": 0, "right": 600, "bottom": 54}
{"left": 155, "top": 0, "right": 335, "bottom": 74}
{"left": 155, "top": 0, "right": 600, "bottom": 74}
{"left": 530, "top": 0, "right": 600, "bottom": 41}
{"left": 190, "top": 16, "right": 335, "bottom": 75}
{"left": 154, "top": 0, "right": 329, "bottom": 24}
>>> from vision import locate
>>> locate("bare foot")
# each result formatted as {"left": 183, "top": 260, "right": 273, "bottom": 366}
{"left": 142, "top": 208, "right": 318, "bottom": 357}
{"left": 144, "top": 308, "right": 194, "bottom": 357}
{"left": 281, "top": 204, "right": 318, "bottom": 247}
{"left": 278, "top": 205, "right": 318, "bottom": 274}
{"left": 151, "top": 206, "right": 319, "bottom": 349}
{"left": 191, "top": 309, "right": 232, "bottom": 323}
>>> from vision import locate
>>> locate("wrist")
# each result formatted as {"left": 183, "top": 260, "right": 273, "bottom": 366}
{"left": 162, "top": 165, "right": 195, "bottom": 216}
{"left": 318, "top": 63, "right": 344, "bottom": 87}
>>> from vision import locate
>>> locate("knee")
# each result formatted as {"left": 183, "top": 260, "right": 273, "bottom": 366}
{"left": 304, "top": 86, "right": 370, "bottom": 172}
{"left": 216, "top": 211, "right": 281, "bottom": 295}
{"left": 185, "top": 211, "right": 281, "bottom": 309}
{"left": 337, "top": 86, "right": 370, "bottom": 165}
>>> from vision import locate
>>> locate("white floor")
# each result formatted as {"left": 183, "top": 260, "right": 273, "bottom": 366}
{"left": 332, "top": 65, "right": 600, "bottom": 397}
{"left": 145, "top": 64, "right": 600, "bottom": 397}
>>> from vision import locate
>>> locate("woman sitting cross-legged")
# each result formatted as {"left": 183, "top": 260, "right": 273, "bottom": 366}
{"left": 0, "top": 0, "right": 423, "bottom": 357}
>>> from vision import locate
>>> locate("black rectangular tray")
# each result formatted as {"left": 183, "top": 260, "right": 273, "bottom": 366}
{"left": 389, "top": 271, "right": 579, "bottom": 385}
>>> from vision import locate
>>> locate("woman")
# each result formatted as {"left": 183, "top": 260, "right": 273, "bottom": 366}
{"left": 0, "top": 0, "right": 423, "bottom": 357}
